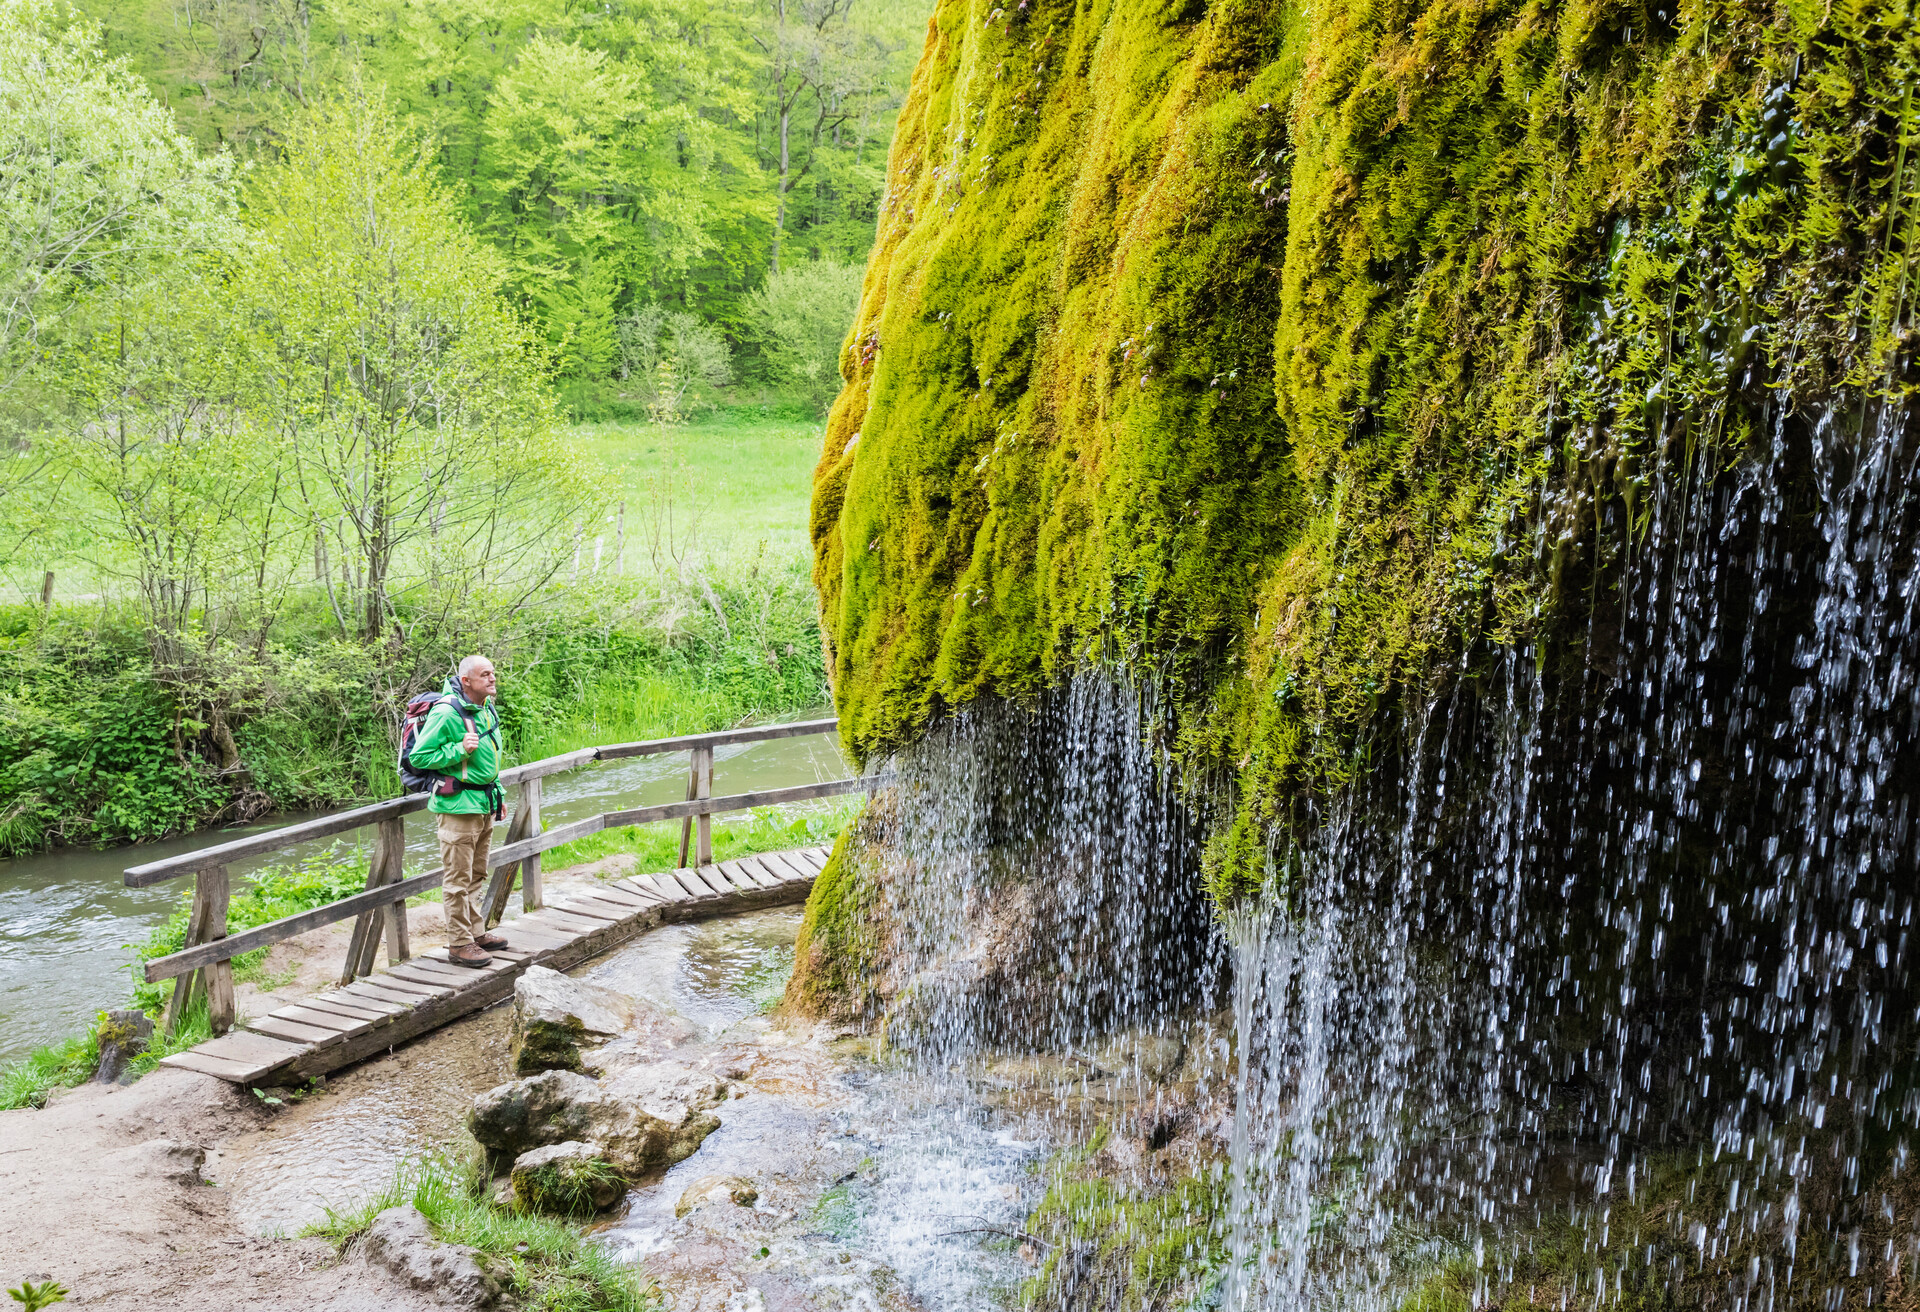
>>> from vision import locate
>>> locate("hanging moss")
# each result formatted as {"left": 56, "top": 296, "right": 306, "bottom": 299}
{"left": 782, "top": 823, "right": 884, "bottom": 1022}
{"left": 815, "top": 0, "right": 1920, "bottom": 896}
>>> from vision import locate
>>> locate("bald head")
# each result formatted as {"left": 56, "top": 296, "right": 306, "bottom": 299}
{"left": 458, "top": 654, "right": 496, "bottom": 703}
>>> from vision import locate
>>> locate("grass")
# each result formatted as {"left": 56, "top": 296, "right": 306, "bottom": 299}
{"left": 568, "top": 405, "right": 825, "bottom": 567}
{"left": 546, "top": 797, "right": 858, "bottom": 872}
{"left": 307, "top": 1154, "right": 655, "bottom": 1312}
{"left": 0, "top": 1001, "right": 215, "bottom": 1110}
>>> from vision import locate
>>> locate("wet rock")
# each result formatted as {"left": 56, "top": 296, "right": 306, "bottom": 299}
{"left": 93, "top": 1009, "right": 154, "bottom": 1084}
{"left": 359, "top": 1204, "right": 502, "bottom": 1308}
{"left": 1092, "top": 1028, "right": 1185, "bottom": 1082}
{"left": 101, "top": 1137, "right": 205, "bottom": 1184}
{"left": 470, "top": 1063, "right": 725, "bottom": 1178}
{"left": 510, "top": 1141, "right": 626, "bottom": 1214}
{"left": 470, "top": 1069, "right": 603, "bottom": 1162}
{"left": 675, "top": 1173, "right": 759, "bottom": 1217}
{"left": 510, "top": 966, "right": 636, "bottom": 1075}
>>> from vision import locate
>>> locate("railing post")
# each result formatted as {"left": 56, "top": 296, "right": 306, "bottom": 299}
{"left": 378, "top": 818, "right": 410, "bottom": 965}
{"left": 342, "top": 821, "right": 407, "bottom": 984}
{"left": 696, "top": 745, "right": 713, "bottom": 866}
{"left": 679, "top": 745, "right": 715, "bottom": 868}
{"left": 485, "top": 777, "right": 541, "bottom": 927}
{"left": 520, "top": 776, "right": 544, "bottom": 912}
{"left": 167, "top": 865, "right": 232, "bottom": 1037}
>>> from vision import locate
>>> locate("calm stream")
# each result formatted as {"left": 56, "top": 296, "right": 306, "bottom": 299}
{"left": 0, "top": 714, "right": 846, "bottom": 1066}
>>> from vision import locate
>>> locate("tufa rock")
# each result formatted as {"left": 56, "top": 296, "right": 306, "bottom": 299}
{"left": 360, "top": 1204, "right": 502, "bottom": 1309}
{"left": 510, "top": 1141, "right": 626, "bottom": 1214}
{"left": 1092, "top": 1028, "right": 1186, "bottom": 1082}
{"left": 93, "top": 1009, "right": 155, "bottom": 1085}
{"left": 510, "top": 966, "right": 636, "bottom": 1075}
{"left": 469, "top": 1063, "right": 725, "bottom": 1179}
{"left": 674, "top": 1173, "right": 759, "bottom": 1217}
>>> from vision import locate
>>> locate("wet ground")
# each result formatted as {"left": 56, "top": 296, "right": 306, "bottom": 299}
{"left": 0, "top": 713, "right": 845, "bottom": 1065}
{"left": 209, "top": 906, "right": 1045, "bottom": 1312}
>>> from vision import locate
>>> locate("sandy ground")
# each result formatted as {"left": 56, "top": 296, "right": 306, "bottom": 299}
{"left": 0, "top": 1066, "right": 445, "bottom": 1310}
{"left": 0, "top": 865, "right": 626, "bottom": 1309}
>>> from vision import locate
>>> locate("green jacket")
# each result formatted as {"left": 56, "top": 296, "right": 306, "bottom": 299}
{"left": 410, "top": 682, "right": 504, "bottom": 816}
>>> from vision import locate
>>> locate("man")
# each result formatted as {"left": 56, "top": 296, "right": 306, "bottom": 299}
{"left": 408, "top": 654, "right": 509, "bottom": 967}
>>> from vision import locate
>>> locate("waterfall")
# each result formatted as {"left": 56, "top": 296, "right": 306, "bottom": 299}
{"left": 1222, "top": 392, "right": 1920, "bottom": 1309}
{"left": 842, "top": 388, "right": 1918, "bottom": 1307}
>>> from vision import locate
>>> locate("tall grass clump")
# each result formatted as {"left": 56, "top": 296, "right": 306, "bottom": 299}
{"left": 307, "top": 1155, "right": 654, "bottom": 1312}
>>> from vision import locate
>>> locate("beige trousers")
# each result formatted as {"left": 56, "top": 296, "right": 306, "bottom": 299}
{"left": 437, "top": 812, "right": 493, "bottom": 947}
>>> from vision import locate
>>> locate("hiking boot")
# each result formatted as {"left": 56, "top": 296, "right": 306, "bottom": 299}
{"left": 448, "top": 944, "right": 493, "bottom": 968}
{"left": 475, "top": 931, "right": 509, "bottom": 950}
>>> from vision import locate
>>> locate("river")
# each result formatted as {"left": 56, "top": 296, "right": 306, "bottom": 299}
{"left": 0, "top": 713, "right": 847, "bottom": 1067}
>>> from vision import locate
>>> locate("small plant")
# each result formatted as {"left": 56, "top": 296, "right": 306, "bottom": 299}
{"left": 8, "top": 1279, "right": 69, "bottom": 1310}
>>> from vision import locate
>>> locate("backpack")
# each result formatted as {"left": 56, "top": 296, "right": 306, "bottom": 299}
{"left": 398, "top": 690, "right": 472, "bottom": 795}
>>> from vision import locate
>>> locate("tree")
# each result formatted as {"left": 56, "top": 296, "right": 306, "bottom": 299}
{"left": 745, "top": 257, "right": 860, "bottom": 407}
{"left": 754, "top": 0, "right": 896, "bottom": 274}
{"left": 0, "top": 0, "right": 237, "bottom": 550}
{"left": 245, "top": 87, "right": 605, "bottom": 640}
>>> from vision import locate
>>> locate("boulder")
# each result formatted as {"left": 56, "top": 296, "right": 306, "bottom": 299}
{"left": 510, "top": 1141, "right": 626, "bottom": 1214}
{"left": 359, "top": 1204, "right": 501, "bottom": 1309}
{"left": 674, "top": 1173, "right": 758, "bottom": 1217}
{"left": 469, "top": 1063, "right": 725, "bottom": 1179}
{"left": 470, "top": 1069, "right": 604, "bottom": 1163}
{"left": 93, "top": 1009, "right": 154, "bottom": 1084}
{"left": 510, "top": 966, "right": 637, "bottom": 1075}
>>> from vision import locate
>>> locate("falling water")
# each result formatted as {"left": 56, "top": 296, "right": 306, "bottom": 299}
{"left": 853, "top": 387, "right": 1920, "bottom": 1309}
{"left": 864, "top": 676, "right": 1228, "bottom": 1092}
{"left": 1223, "top": 389, "right": 1920, "bottom": 1309}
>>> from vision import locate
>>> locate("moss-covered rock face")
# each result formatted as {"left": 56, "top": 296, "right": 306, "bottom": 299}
{"left": 815, "top": 0, "right": 1917, "bottom": 895}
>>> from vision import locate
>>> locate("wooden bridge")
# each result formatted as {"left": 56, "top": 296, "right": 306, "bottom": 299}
{"left": 123, "top": 718, "right": 875, "bottom": 1087}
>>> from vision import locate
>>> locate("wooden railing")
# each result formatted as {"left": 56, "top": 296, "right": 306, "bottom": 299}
{"left": 123, "top": 717, "right": 875, "bottom": 1037}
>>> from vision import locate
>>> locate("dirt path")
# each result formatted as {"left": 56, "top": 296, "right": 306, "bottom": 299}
{"left": 0, "top": 866, "right": 633, "bottom": 1309}
{"left": 0, "top": 1066, "right": 443, "bottom": 1310}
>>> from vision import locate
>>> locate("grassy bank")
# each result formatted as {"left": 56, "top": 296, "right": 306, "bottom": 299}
{"left": 0, "top": 408, "right": 831, "bottom": 856}
{"left": 308, "top": 1155, "right": 654, "bottom": 1311}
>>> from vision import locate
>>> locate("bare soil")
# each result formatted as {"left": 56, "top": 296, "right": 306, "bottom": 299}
{"left": 0, "top": 1066, "right": 442, "bottom": 1310}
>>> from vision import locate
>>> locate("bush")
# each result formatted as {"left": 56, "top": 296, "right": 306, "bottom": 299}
{"left": 743, "top": 258, "right": 860, "bottom": 409}
{"left": 616, "top": 306, "right": 733, "bottom": 422}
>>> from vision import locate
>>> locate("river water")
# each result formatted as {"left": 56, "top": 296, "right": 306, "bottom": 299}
{"left": 0, "top": 715, "right": 846, "bottom": 1067}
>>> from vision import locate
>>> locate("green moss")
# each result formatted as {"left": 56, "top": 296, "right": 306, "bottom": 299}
{"left": 815, "top": 0, "right": 1920, "bottom": 898}
{"left": 1022, "top": 1134, "right": 1229, "bottom": 1311}
{"left": 782, "top": 819, "right": 883, "bottom": 1020}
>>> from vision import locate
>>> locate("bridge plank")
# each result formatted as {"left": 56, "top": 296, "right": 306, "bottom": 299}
{"left": 627, "top": 874, "right": 679, "bottom": 901}
{"left": 263, "top": 1003, "right": 368, "bottom": 1033}
{"left": 743, "top": 856, "right": 790, "bottom": 888}
{"left": 759, "top": 851, "right": 814, "bottom": 884}
{"left": 299, "top": 994, "right": 402, "bottom": 1022}
{"left": 249, "top": 1015, "right": 351, "bottom": 1046}
{"left": 528, "top": 908, "right": 611, "bottom": 935}
{"left": 564, "top": 894, "right": 656, "bottom": 924}
{"left": 693, "top": 866, "right": 735, "bottom": 896}
{"left": 161, "top": 1049, "right": 276, "bottom": 1081}
{"left": 547, "top": 897, "right": 621, "bottom": 923}
{"left": 341, "top": 979, "right": 439, "bottom": 1008}
{"left": 577, "top": 884, "right": 655, "bottom": 910}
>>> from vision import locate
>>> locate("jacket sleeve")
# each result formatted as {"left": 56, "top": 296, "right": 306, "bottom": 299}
{"left": 408, "top": 701, "right": 472, "bottom": 772}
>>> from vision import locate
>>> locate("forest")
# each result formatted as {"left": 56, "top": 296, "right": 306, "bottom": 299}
{"left": 0, "top": 0, "right": 922, "bottom": 854}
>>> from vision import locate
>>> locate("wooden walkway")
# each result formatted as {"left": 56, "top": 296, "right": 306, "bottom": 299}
{"left": 159, "top": 847, "right": 828, "bottom": 1087}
